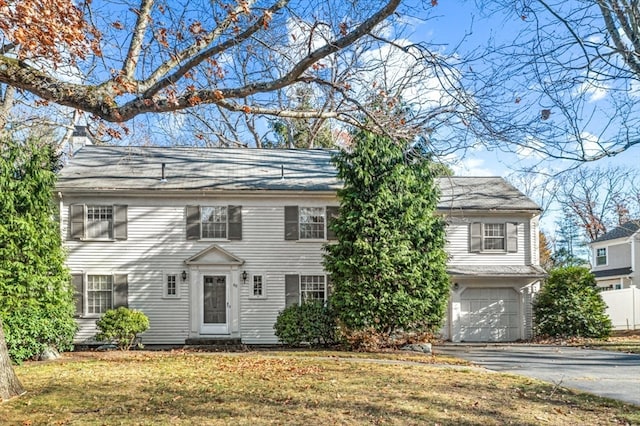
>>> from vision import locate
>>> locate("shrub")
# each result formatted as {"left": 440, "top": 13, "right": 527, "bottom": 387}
{"left": 95, "top": 307, "right": 150, "bottom": 350}
{"left": 533, "top": 266, "right": 612, "bottom": 339}
{"left": 3, "top": 304, "right": 77, "bottom": 363}
{"left": 274, "top": 301, "right": 337, "bottom": 347}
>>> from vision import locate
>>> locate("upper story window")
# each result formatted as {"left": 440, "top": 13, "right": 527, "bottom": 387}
{"left": 299, "top": 207, "right": 325, "bottom": 239}
{"left": 69, "top": 204, "right": 127, "bottom": 241}
{"left": 483, "top": 223, "right": 505, "bottom": 250}
{"left": 469, "top": 222, "right": 518, "bottom": 253}
{"left": 284, "top": 205, "right": 338, "bottom": 241}
{"left": 596, "top": 248, "right": 607, "bottom": 266}
{"left": 201, "top": 206, "right": 228, "bottom": 239}
{"left": 86, "top": 206, "right": 113, "bottom": 239}
{"left": 185, "top": 205, "right": 242, "bottom": 240}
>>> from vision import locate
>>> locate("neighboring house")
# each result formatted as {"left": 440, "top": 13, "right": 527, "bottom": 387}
{"left": 589, "top": 220, "right": 640, "bottom": 290}
{"left": 56, "top": 147, "right": 544, "bottom": 344}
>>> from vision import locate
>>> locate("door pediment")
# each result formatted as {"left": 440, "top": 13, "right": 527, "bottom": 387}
{"left": 184, "top": 244, "right": 245, "bottom": 266}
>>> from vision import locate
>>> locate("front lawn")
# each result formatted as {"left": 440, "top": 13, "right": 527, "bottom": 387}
{"left": 1, "top": 350, "right": 638, "bottom": 425}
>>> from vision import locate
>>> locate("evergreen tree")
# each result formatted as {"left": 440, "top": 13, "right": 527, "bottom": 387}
{"left": 0, "top": 138, "right": 76, "bottom": 363}
{"left": 323, "top": 130, "right": 449, "bottom": 346}
{"left": 533, "top": 266, "right": 611, "bottom": 339}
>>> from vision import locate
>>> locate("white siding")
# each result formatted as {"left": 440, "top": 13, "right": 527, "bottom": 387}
{"left": 445, "top": 216, "right": 529, "bottom": 266}
{"left": 63, "top": 195, "right": 334, "bottom": 344}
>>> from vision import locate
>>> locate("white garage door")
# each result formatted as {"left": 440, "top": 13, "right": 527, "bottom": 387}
{"left": 459, "top": 288, "right": 520, "bottom": 342}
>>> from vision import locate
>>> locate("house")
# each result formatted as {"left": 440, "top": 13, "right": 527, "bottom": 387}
{"left": 589, "top": 220, "right": 640, "bottom": 290}
{"left": 56, "top": 146, "right": 544, "bottom": 344}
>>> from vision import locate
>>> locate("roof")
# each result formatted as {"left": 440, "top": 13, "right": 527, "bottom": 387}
{"left": 57, "top": 146, "right": 340, "bottom": 192}
{"left": 437, "top": 177, "right": 540, "bottom": 211}
{"left": 592, "top": 220, "right": 640, "bottom": 243}
{"left": 447, "top": 265, "right": 547, "bottom": 278}
{"left": 592, "top": 267, "right": 633, "bottom": 278}
{"left": 57, "top": 147, "right": 540, "bottom": 211}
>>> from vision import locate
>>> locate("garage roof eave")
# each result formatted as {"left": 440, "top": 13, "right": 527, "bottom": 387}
{"left": 447, "top": 265, "right": 547, "bottom": 279}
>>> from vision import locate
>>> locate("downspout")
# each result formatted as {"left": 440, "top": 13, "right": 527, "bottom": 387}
{"left": 58, "top": 192, "right": 63, "bottom": 238}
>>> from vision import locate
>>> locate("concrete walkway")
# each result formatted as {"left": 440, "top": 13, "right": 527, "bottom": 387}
{"left": 434, "top": 344, "right": 640, "bottom": 406}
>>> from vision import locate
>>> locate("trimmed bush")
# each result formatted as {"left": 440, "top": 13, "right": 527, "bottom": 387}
{"left": 533, "top": 266, "right": 611, "bottom": 339}
{"left": 274, "top": 301, "right": 337, "bottom": 347}
{"left": 95, "top": 307, "right": 150, "bottom": 350}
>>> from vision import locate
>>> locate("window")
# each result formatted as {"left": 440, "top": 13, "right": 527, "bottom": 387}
{"left": 163, "top": 273, "right": 180, "bottom": 298}
{"left": 72, "top": 273, "right": 129, "bottom": 317}
{"left": 483, "top": 223, "right": 505, "bottom": 250}
{"left": 252, "top": 274, "right": 264, "bottom": 298}
{"left": 299, "top": 207, "right": 325, "bottom": 239}
{"left": 596, "top": 248, "right": 607, "bottom": 266}
{"left": 300, "top": 275, "right": 326, "bottom": 302}
{"left": 185, "top": 205, "right": 242, "bottom": 240}
{"left": 202, "top": 206, "right": 227, "bottom": 239}
{"left": 285, "top": 274, "right": 329, "bottom": 307}
{"left": 284, "top": 206, "right": 338, "bottom": 241}
{"left": 70, "top": 204, "right": 127, "bottom": 240}
{"left": 469, "top": 222, "right": 518, "bottom": 253}
{"left": 86, "top": 206, "right": 113, "bottom": 239}
{"left": 87, "top": 275, "right": 113, "bottom": 314}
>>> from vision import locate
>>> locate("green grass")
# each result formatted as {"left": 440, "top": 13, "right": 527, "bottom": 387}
{"left": 1, "top": 350, "right": 638, "bottom": 425}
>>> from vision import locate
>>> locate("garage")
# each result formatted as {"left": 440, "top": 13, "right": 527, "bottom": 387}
{"left": 459, "top": 287, "right": 520, "bottom": 342}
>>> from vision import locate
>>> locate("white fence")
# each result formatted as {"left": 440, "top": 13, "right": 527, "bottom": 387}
{"left": 601, "top": 285, "right": 640, "bottom": 330}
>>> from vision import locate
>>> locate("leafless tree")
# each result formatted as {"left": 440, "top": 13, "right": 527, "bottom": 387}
{"left": 468, "top": 0, "right": 640, "bottom": 162}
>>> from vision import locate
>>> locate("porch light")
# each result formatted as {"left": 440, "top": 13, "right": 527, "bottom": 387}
{"left": 181, "top": 270, "right": 187, "bottom": 281}
{"left": 242, "top": 270, "right": 248, "bottom": 284}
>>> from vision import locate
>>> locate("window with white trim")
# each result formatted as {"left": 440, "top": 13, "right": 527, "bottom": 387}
{"left": 596, "top": 248, "right": 607, "bottom": 266}
{"left": 86, "top": 206, "right": 113, "bottom": 239}
{"left": 483, "top": 223, "right": 505, "bottom": 250}
{"left": 299, "top": 207, "right": 325, "bottom": 239}
{"left": 201, "top": 206, "right": 228, "bottom": 239}
{"left": 163, "top": 273, "right": 180, "bottom": 298}
{"left": 300, "top": 275, "right": 326, "bottom": 302}
{"left": 252, "top": 274, "right": 265, "bottom": 298}
{"left": 87, "top": 275, "right": 113, "bottom": 314}
{"left": 469, "top": 222, "right": 518, "bottom": 253}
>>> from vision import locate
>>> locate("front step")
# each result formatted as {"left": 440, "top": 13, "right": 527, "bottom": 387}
{"left": 184, "top": 337, "right": 245, "bottom": 351}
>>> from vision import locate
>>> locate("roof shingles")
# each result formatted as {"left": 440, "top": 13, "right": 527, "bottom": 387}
{"left": 57, "top": 147, "right": 541, "bottom": 212}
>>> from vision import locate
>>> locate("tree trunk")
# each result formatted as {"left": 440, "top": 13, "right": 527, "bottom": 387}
{"left": 0, "top": 319, "right": 24, "bottom": 402}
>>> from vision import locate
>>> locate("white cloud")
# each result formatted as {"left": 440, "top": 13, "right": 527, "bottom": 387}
{"left": 516, "top": 136, "right": 546, "bottom": 160}
{"left": 442, "top": 154, "right": 494, "bottom": 176}
{"left": 575, "top": 80, "right": 609, "bottom": 103}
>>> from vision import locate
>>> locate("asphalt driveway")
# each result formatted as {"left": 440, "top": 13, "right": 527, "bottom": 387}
{"left": 434, "top": 344, "right": 640, "bottom": 407}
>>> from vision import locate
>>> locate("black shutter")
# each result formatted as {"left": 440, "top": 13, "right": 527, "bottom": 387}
{"left": 113, "top": 205, "right": 128, "bottom": 240}
{"left": 469, "top": 222, "right": 482, "bottom": 253}
{"left": 284, "top": 206, "right": 299, "bottom": 240}
{"left": 506, "top": 222, "right": 518, "bottom": 252}
{"left": 186, "top": 206, "right": 201, "bottom": 240}
{"left": 285, "top": 274, "right": 300, "bottom": 307}
{"left": 72, "top": 273, "right": 84, "bottom": 317}
{"left": 70, "top": 204, "right": 85, "bottom": 240}
{"left": 228, "top": 205, "right": 242, "bottom": 240}
{"left": 326, "top": 206, "right": 339, "bottom": 240}
{"left": 114, "top": 275, "right": 128, "bottom": 308}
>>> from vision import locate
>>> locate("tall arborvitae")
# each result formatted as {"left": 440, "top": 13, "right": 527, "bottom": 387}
{"left": 323, "top": 130, "right": 449, "bottom": 346}
{"left": 0, "top": 138, "right": 76, "bottom": 364}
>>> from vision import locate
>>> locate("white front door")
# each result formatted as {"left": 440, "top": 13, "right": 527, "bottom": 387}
{"left": 200, "top": 274, "right": 230, "bottom": 334}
